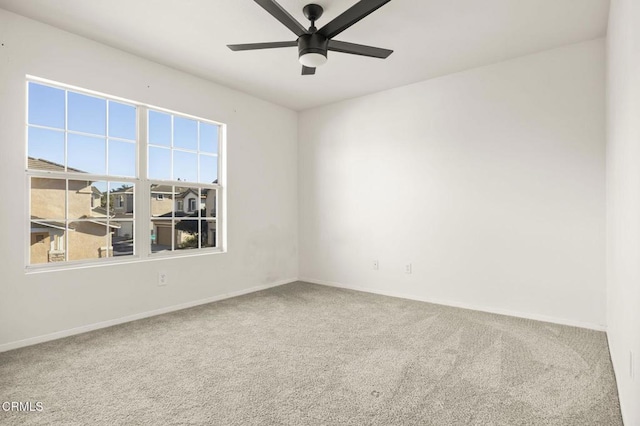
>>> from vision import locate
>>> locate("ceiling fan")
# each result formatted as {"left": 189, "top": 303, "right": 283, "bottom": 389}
{"left": 227, "top": 0, "right": 393, "bottom": 75}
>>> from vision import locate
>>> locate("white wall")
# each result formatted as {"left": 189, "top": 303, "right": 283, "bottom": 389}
{"left": 299, "top": 40, "right": 606, "bottom": 329}
{"left": 0, "top": 9, "right": 298, "bottom": 350}
{"left": 607, "top": 0, "right": 640, "bottom": 424}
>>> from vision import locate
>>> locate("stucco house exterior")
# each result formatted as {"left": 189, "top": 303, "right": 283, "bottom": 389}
{"left": 109, "top": 185, "right": 134, "bottom": 238}
{"left": 29, "top": 157, "right": 119, "bottom": 264}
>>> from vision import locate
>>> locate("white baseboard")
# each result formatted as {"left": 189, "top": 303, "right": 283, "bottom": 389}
{"left": 0, "top": 278, "right": 297, "bottom": 353}
{"left": 301, "top": 277, "right": 607, "bottom": 332}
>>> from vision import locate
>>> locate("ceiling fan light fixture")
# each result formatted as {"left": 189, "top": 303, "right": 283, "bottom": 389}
{"left": 298, "top": 32, "right": 329, "bottom": 67}
{"left": 228, "top": 1, "right": 394, "bottom": 75}
{"left": 299, "top": 52, "right": 327, "bottom": 67}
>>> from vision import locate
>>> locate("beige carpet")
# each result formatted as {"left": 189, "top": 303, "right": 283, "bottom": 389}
{"left": 0, "top": 282, "right": 622, "bottom": 425}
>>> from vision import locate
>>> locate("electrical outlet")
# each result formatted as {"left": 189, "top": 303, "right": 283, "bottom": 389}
{"left": 405, "top": 263, "right": 412, "bottom": 274}
{"left": 373, "top": 260, "right": 379, "bottom": 270}
{"left": 158, "top": 271, "right": 168, "bottom": 286}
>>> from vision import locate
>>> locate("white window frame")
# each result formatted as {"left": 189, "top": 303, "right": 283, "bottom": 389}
{"left": 25, "top": 76, "right": 226, "bottom": 272}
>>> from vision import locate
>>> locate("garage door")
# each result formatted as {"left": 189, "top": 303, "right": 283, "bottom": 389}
{"left": 156, "top": 226, "right": 172, "bottom": 247}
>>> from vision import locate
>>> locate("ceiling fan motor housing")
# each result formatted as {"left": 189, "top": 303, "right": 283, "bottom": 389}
{"left": 298, "top": 33, "right": 329, "bottom": 60}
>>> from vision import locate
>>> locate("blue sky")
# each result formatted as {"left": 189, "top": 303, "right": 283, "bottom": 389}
{"left": 28, "top": 82, "right": 219, "bottom": 184}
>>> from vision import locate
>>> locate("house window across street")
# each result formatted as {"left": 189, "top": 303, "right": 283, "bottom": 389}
{"left": 26, "top": 78, "right": 224, "bottom": 269}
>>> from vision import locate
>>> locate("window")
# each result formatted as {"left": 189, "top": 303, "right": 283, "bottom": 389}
{"left": 26, "top": 79, "right": 224, "bottom": 268}
{"left": 148, "top": 109, "right": 219, "bottom": 253}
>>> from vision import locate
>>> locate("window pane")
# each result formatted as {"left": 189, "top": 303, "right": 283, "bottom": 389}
{"left": 175, "top": 219, "right": 199, "bottom": 250}
{"left": 28, "top": 127, "right": 65, "bottom": 170}
{"left": 30, "top": 221, "right": 67, "bottom": 264}
{"left": 31, "top": 177, "right": 66, "bottom": 220}
{"left": 109, "top": 182, "right": 135, "bottom": 216}
{"left": 148, "top": 146, "right": 171, "bottom": 180}
{"left": 174, "top": 187, "right": 200, "bottom": 217}
{"left": 68, "top": 92, "right": 106, "bottom": 136}
{"left": 68, "top": 220, "right": 109, "bottom": 260}
{"left": 174, "top": 116, "right": 197, "bottom": 151}
{"left": 199, "top": 122, "right": 219, "bottom": 154}
{"left": 199, "top": 154, "right": 218, "bottom": 184}
{"left": 112, "top": 220, "right": 134, "bottom": 257}
{"left": 150, "top": 184, "right": 173, "bottom": 218}
{"left": 149, "top": 110, "right": 171, "bottom": 147}
{"left": 202, "top": 219, "right": 216, "bottom": 248}
{"left": 202, "top": 188, "right": 216, "bottom": 218}
{"left": 28, "top": 82, "right": 65, "bottom": 129}
{"left": 68, "top": 180, "right": 106, "bottom": 220}
{"left": 108, "top": 101, "right": 136, "bottom": 140}
{"left": 108, "top": 140, "right": 136, "bottom": 177}
{"left": 173, "top": 151, "right": 197, "bottom": 183}
{"left": 151, "top": 219, "right": 172, "bottom": 253}
{"left": 68, "top": 134, "right": 106, "bottom": 174}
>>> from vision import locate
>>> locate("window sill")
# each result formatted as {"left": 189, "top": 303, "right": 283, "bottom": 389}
{"left": 24, "top": 248, "right": 226, "bottom": 275}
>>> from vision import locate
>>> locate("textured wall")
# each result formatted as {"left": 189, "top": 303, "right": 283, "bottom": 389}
{"left": 0, "top": 9, "right": 298, "bottom": 349}
{"left": 299, "top": 40, "right": 606, "bottom": 329}
{"left": 606, "top": 0, "right": 640, "bottom": 424}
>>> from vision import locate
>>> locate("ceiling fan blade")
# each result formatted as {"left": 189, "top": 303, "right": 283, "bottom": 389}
{"left": 318, "top": 0, "right": 391, "bottom": 39}
{"left": 254, "top": 0, "right": 308, "bottom": 37}
{"left": 328, "top": 40, "right": 393, "bottom": 59}
{"left": 302, "top": 66, "right": 316, "bottom": 75}
{"left": 227, "top": 41, "right": 297, "bottom": 51}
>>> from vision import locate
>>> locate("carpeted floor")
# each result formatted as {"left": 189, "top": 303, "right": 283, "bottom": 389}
{"left": 0, "top": 282, "right": 622, "bottom": 425}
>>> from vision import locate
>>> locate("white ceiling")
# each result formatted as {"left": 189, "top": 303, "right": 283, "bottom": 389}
{"left": 0, "top": 0, "right": 609, "bottom": 111}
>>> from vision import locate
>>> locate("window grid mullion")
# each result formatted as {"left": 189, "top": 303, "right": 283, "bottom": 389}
{"left": 197, "top": 122, "right": 201, "bottom": 184}
{"left": 105, "top": 100, "right": 110, "bottom": 179}
{"left": 170, "top": 115, "right": 174, "bottom": 181}
{"left": 27, "top": 122, "right": 135, "bottom": 143}
{"left": 137, "top": 106, "right": 149, "bottom": 259}
{"left": 105, "top": 102, "right": 110, "bottom": 254}
{"left": 64, "top": 90, "right": 69, "bottom": 262}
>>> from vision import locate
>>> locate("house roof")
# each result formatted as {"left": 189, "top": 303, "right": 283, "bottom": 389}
{"left": 113, "top": 212, "right": 133, "bottom": 219}
{"left": 69, "top": 215, "right": 121, "bottom": 229}
{"left": 153, "top": 211, "right": 200, "bottom": 219}
{"left": 110, "top": 186, "right": 134, "bottom": 195}
{"left": 151, "top": 185, "right": 173, "bottom": 194}
{"left": 176, "top": 188, "right": 198, "bottom": 199}
{"left": 28, "top": 157, "right": 85, "bottom": 173}
{"left": 85, "top": 219, "right": 120, "bottom": 229}
{"left": 30, "top": 216, "right": 75, "bottom": 231}
{"left": 91, "top": 206, "right": 110, "bottom": 217}
{"left": 91, "top": 186, "right": 102, "bottom": 195}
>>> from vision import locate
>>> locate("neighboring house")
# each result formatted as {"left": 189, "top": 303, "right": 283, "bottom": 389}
{"left": 150, "top": 185, "right": 216, "bottom": 249}
{"left": 29, "top": 157, "right": 119, "bottom": 263}
{"left": 150, "top": 184, "right": 174, "bottom": 217}
{"left": 109, "top": 185, "right": 134, "bottom": 238}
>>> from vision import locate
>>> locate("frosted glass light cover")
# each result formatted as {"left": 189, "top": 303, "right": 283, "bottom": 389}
{"left": 299, "top": 53, "right": 327, "bottom": 68}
